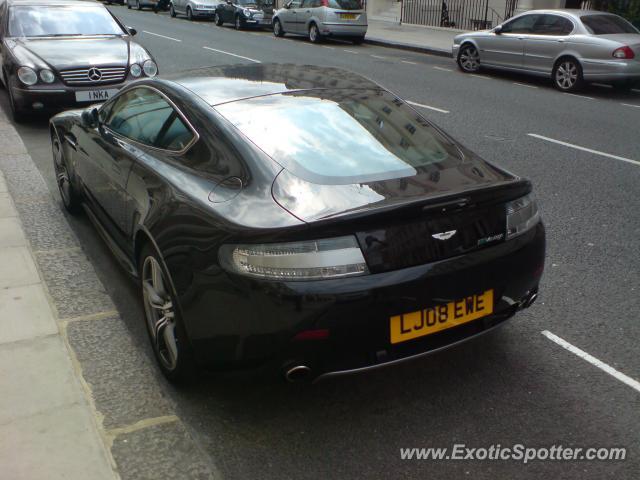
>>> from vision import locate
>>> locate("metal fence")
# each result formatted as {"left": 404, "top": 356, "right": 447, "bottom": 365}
{"left": 401, "top": 0, "right": 517, "bottom": 30}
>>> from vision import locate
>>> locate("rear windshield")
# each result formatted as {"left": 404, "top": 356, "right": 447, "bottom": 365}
{"left": 581, "top": 15, "right": 639, "bottom": 35}
{"left": 215, "top": 90, "right": 463, "bottom": 185}
{"left": 8, "top": 6, "right": 124, "bottom": 37}
{"left": 328, "top": 0, "right": 362, "bottom": 10}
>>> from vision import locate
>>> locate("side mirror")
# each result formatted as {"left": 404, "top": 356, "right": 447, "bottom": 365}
{"left": 81, "top": 108, "right": 99, "bottom": 129}
{"left": 284, "top": 1, "right": 292, "bottom": 7}
{"left": 127, "top": 26, "right": 137, "bottom": 36}
{"left": 494, "top": 25, "right": 502, "bottom": 34}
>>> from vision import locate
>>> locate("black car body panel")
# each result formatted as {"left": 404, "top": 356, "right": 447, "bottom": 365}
{"left": 1, "top": 0, "right": 156, "bottom": 116}
{"left": 50, "top": 64, "right": 546, "bottom": 379}
{"left": 215, "top": 0, "right": 274, "bottom": 28}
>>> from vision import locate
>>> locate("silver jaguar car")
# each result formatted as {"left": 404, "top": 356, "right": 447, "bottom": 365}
{"left": 452, "top": 9, "right": 640, "bottom": 92}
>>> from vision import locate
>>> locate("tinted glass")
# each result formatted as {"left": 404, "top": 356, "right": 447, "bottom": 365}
{"left": 581, "top": 14, "right": 639, "bottom": 35}
{"left": 106, "top": 88, "right": 194, "bottom": 151}
{"left": 501, "top": 14, "right": 540, "bottom": 34}
{"left": 8, "top": 6, "right": 124, "bottom": 37}
{"left": 216, "top": 90, "right": 462, "bottom": 184}
{"left": 533, "top": 15, "right": 573, "bottom": 35}
{"left": 327, "top": 0, "right": 362, "bottom": 10}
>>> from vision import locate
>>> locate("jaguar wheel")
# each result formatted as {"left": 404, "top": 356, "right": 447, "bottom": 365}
{"left": 51, "top": 131, "right": 81, "bottom": 214}
{"left": 140, "top": 244, "right": 196, "bottom": 383}
{"left": 553, "top": 57, "right": 583, "bottom": 92}
{"left": 457, "top": 43, "right": 480, "bottom": 73}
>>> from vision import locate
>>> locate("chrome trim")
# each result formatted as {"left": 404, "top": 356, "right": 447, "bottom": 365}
{"left": 313, "top": 317, "right": 510, "bottom": 383}
{"left": 99, "top": 84, "right": 200, "bottom": 156}
{"left": 12, "top": 87, "right": 66, "bottom": 92}
{"left": 60, "top": 66, "right": 127, "bottom": 85}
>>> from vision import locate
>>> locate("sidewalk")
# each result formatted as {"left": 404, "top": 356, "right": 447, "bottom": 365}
{"left": 0, "top": 173, "right": 116, "bottom": 478}
{"left": 365, "top": 18, "right": 464, "bottom": 57}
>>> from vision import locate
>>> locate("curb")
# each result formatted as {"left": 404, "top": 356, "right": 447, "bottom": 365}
{"left": 364, "top": 37, "right": 453, "bottom": 58}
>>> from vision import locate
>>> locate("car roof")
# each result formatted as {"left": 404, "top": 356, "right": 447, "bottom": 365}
{"left": 6, "top": 0, "right": 99, "bottom": 6}
{"left": 166, "top": 64, "right": 383, "bottom": 106}
{"left": 518, "top": 9, "right": 623, "bottom": 19}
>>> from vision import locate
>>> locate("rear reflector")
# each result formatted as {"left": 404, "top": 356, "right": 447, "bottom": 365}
{"left": 612, "top": 46, "right": 635, "bottom": 59}
{"left": 293, "top": 329, "right": 330, "bottom": 341}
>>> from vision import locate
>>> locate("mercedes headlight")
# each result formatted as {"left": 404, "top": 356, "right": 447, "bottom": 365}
{"left": 219, "top": 236, "right": 369, "bottom": 281}
{"left": 17, "top": 67, "right": 38, "bottom": 86}
{"left": 143, "top": 60, "right": 158, "bottom": 77}
{"left": 39, "top": 69, "right": 55, "bottom": 83}
{"left": 130, "top": 63, "right": 142, "bottom": 77}
{"left": 506, "top": 193, "right": 540, "bottom": 240}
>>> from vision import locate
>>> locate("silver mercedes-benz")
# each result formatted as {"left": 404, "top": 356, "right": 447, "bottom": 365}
{"left": 452, "top": 9, "right": 640, "bottom": 92}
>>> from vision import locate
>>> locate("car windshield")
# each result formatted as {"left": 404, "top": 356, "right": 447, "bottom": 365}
{"left": 216, "top": 90, "right": 463, "bottom": 184}
{"left": 580, "top": 14, "right": 639, "bottom": 35}
{"left": 8, "top": 6, "right": 124, "bottom": 37}
{"left": 327, "top": 0, "right": 362, "bottom": 10}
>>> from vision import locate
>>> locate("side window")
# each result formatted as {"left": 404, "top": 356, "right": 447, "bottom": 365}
{"left": 289, "top": 0, "right": 302, "bottom": 8}
{"left": 501, "top": 14, "right": 541, "bottom": 34}
{"left": 105, "top": 88, "right": 194, "bottom": 152}
{"left": 533, "top": 15, "right": 573, "bottom": 36}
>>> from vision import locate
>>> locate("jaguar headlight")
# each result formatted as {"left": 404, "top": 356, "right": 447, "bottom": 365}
{"left": 219, "top": 236, "right": 369, "bottom": 281}
{"left": 17, "top": 67, "right": 38, "bottom": 86}
{"left": 506, "top": 193, "right": 540, "bottom": 240}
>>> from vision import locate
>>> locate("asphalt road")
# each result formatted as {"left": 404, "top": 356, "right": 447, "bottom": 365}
{"left": 3, "top": 6, "right": 640, "bottom": 479}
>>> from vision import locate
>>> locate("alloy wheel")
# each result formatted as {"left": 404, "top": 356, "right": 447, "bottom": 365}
{"left": 273, "top": 19, "right": 282, "bottom": 36}
{"left": 187, "top": 7, "right": 193, "bottom": 20}
{"left": 555, "top": 61, "right": 578, "bottom": 90}
{"left": 52, "top": 137, "right": 72, "bottom": 207}
{"left": 142, "top": 256, "right": 179, "bottom": 371}
{"left": 235, "top": 15, "right": 241, "bottom": 30}
{"left": 309, "top": 24, "right": 319, "bottom": 43}
{"left": 459, "top": 45, "right": 480, "bottom": 72}
{"left": 170, "top": 4, "right": 176, "bottom": 17}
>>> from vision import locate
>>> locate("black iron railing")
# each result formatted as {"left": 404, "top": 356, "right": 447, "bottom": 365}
{"left": 401, "top": 0, "right": 517, "bottom": 30}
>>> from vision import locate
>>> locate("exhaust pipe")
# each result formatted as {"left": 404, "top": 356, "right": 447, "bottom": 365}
{"left": 284, "top": 365, "right": 312, "bottom": 383}
{"left": 521, "top": 291, "right": 538, "bottom": 309}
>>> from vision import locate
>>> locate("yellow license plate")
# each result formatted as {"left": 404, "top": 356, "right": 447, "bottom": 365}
{"left": 340, "top": 13, "right": 357, "bottom": 20}
{"left": 390, "top": 290, "right": 494, "bottom": 344}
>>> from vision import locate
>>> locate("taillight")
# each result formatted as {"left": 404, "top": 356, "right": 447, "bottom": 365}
{"left": 320, "top": 0, "right": 328, "bottom": 5}
{"left": 612, "top": 46, "right": 635, "bottom": 59}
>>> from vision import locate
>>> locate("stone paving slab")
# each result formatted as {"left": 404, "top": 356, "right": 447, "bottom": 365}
{"left": 66, "top": 315, "right": 175, "bottom": 430}
{"left": 0, "top": 216, "right": 26, "bottom": 247}
{"left": 111, "top": 420, "right": 216, "bottom": 480}
{"left": 0, "top": 284, "right": 58, "bottom": 344}
{"left": 0, "top": 246, "right": 40, "bottom": 288}
{"left": 0, "top": 192, "right": 17, "bottom": 217}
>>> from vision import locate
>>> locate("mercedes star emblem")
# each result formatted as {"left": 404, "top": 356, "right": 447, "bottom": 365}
{"left": 87, "top": 67, "right": 103, "bottom": 82}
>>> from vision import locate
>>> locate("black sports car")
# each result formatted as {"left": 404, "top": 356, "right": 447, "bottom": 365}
{"left": 0, "top": 0, "right": 157, "bottom": 121}
{"left": 49, "top": 64, "right": 545, "bottom": 383}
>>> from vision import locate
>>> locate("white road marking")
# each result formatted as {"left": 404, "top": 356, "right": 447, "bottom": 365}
{"left": 542, "top": 330, "right": 640, "bottom": 394}
{"left": 202, "top": 46, "right": 261, "bottom": 63}
{"left": 528, "top": 133, "right": 640, "bottom": 167}
{"left": 370, "top": 55, "right": 386, "bottom": 59}
{"left": 322, "top": 45, "right": 335, "bottom": 50}
{"left": 470, "top": 74, "right": 490, "bottom": 79}
{"left": 622, "top": 103, "right": 640, "bottom": 109}
{"left": 513, "top": 82, "right": 538, "bottom": 89}
{"left": 433, "top": 66, "right": 453, "bottom": 72}
{"left": 401, "top": 60, "right": 418, "bottom": 65}
{"left": 564, "top": 92, "right": 594, "bottom": 100}
{"left": 142, "top": 31, "right": 181, "bottom": 42}
{"left": 406, "top": 100, "right": 450, "bottom": 114}
{"left": 343, "top": 49, "right": 359, "bottom": 54}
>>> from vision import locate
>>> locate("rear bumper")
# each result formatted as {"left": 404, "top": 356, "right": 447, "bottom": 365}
{"left": 183, "top": 222, "right": 545, "bottom": 379}
{"left": 319, "top": 23, "right": 368, "bottom": 37}
{"left": 582, "top": 58, "right": 640, "bottom": 82}
{"left": 192, "top": 8, "right": 216, "bottom": 17}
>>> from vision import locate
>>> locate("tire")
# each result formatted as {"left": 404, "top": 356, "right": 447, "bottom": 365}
{"left": 139, "top": 243, "right": 196, "bottom": 383}
{"left": 457, "top": 43, "right": 480, "bottom": 73}
{"left": 170, "top": 4, "right": 176, "bottom": 16}
{"left": 235, "top": 14, "right": 243, "bottom": 30}
{"left": 51, "top": 130, "right": 82, "bottom": 214}
{"left": 308, "top": 22, "right": 322, "bottom": 43}
{"left": 273, "top": 18, "right": 284, "bottom": 37}
{"left": 352, "top": 35, "right": 365, "bottom": 45}
{"left": 214, "top": 12, "right": 223, "bottom": 26}
{"left": 187, "top": 6, "right": 193, "bottom": 20}
{"left": 552, "top": 57, "right": 583, "bottom": 92}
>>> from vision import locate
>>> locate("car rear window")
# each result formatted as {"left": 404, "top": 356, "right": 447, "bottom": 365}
{"left": 580, "top": 14, "right": 639, "bottom": 35}
{"left": 215, "top": 90, "right": 464, "bottom": 185}
{"left": 327, "top": 0, "right": 362, "bottom": 10}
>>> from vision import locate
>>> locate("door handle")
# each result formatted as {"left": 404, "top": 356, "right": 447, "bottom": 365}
{"left": 557, "top": 39, "right": 565, "bottom": 43}
{"left": 517, "top": 36, "right": 525, "bottom": 40}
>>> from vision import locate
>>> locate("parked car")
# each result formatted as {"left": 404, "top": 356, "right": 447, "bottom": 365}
{"left": 49, "top": 64, "right": 545, "bottom": 383}
{"left": 453, "top": 9, "right": 640, "bottom": 92}
{"left": 170, "top": 0, "right": 220, "bottom": 20}
{"left": 272, "top": 0, "right": 367, "bottom": 44}
{"left": 0, "top": 0, "right": 158, "bottom": 121}
{"left": 126, "top": 0, "right": 160, "bottom": 10}
{"left": 213, "top": 0, "right": 273, "bottom": 29}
